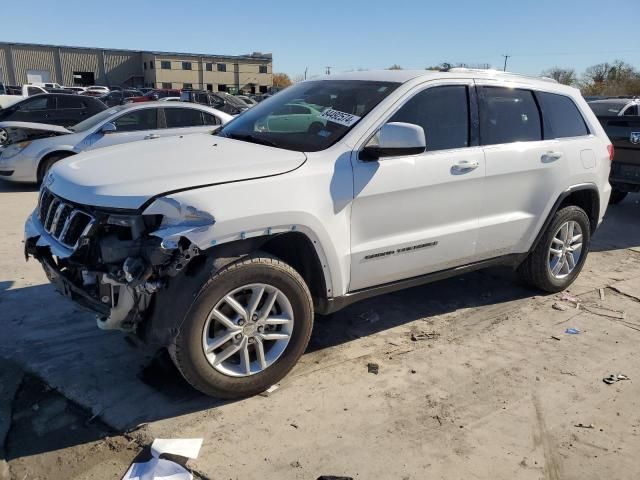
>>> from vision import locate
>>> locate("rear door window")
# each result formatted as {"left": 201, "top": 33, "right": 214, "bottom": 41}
{"left": 113, "top": 109, "right": 158, "bottom": 132}
{"left": 203, "top": 112, "right": 221, "bottom": 126}
{"left": 536, "top": 92, "right": 589, "bottom": 138}
{"left": 57, "top": 96, "right": 86, "bottom": 110}
{"left": 164, "top": 108, "right": 205, "bottom": 128}
{"left": 18, "top": 96, "right": 51, "bottom": 111}
{"left": 479, "top": 87, "right": 542, "bottom": 145}
{"left": 389, "top": 85, "right": 470, "bottom": 151}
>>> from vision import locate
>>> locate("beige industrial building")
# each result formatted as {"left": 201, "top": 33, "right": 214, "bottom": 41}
{"left": 0, "top": 42, "right": 273, "bottom": 94}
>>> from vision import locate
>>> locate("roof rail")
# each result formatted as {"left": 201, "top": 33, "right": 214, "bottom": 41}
{"left": 445, "top": 67, "right": 559, "bottom": 83}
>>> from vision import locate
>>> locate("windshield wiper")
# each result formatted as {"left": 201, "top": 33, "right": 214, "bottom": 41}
{"left": 224, "top": 132, "right": 279, "bottom": 148}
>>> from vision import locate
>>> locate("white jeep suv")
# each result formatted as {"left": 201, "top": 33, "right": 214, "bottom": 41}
{"left": 24, "top": 69, "right": 612, "bottom": 398}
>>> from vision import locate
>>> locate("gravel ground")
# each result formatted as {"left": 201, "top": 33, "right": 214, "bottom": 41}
{"left": 1, "top": 181, "right": 639, "bottom": 480}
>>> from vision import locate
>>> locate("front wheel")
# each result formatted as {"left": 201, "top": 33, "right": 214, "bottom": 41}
{"left": 518, "top": 206, "right": 591, "bottom": 292}
{"left": 169, "top": 255, "right": 313, "bottom": 398}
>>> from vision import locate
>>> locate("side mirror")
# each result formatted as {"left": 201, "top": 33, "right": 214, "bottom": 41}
{"left": 100, "top": 122, "right": 117, "bottom": 134}
{"left": 362, "top": 122, "right": 426, "bottom": 160}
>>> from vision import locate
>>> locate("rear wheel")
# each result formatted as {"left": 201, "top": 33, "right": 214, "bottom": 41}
{"left": 169, "top": 254, "right": 313, "bottom": 398}
{"left": 37, "top": 153, "right": 73, "bottom": 185}
{"left": 609, "top": 188, "right": 628, "bottom": 205}
{"left": 518, "top": 206, "right": 591, "bottom": 292}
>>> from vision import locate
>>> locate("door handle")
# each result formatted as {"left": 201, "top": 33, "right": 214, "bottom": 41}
{"left": 144, "top": 134, "right": 160, "bottom": 140}
{"left": 451, "top": 160, "right": 480, "bottom": 173}
{"left": 541, "top": 151, "right": 563, "bottom": 162}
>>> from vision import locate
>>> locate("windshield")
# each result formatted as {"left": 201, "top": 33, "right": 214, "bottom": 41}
{"left": 588, "top": 101, "right": 625, "bottom": 116}
{"left": 70, "top": 106, "right": 125, "bottom": 132}
{"left": 217, "top": 80, "right": 400, "bottom": 152}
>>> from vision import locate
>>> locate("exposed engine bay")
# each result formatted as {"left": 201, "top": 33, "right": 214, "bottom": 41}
{"left": 25, "top": 187, "right": 207, "bottom": 334}
{"left": 0, "top": 122, "right": 71, "bottom": 146}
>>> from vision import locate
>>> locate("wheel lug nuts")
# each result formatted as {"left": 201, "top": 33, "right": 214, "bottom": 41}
{"left": 248, "top": 337, "right": 255, "bottom": 344}
{"left": 235, "top": 333, "right": 242, "bottom": 340}
{"left": 238, "top": 319, "right": 245, "bottom": 326}
{"left": 257, "top": 326, "right": 264, "bottom": 333}
{"left": 252, "top": 314, "right": 258, "bottom": 321}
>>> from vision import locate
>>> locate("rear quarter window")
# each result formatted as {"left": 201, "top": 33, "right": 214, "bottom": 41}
{"left": 536, "top": 92, "right": 589, "bottom": 139}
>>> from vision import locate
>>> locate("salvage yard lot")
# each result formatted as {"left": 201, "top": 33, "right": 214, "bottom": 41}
{"left": 1, "top": 181, "right": 639, "bottom": 480}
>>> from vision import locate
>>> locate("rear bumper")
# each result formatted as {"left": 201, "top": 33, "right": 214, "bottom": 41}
{"left": 610, "top": 162, "right": 640, "bottom": 191}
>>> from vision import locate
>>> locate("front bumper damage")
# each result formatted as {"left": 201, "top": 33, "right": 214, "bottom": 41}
{"left": 24, "top": 190, "right": 212, "bottom": 335}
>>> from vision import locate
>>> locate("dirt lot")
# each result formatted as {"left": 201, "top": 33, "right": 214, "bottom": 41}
{"left": 1, "top": 181, "right": 639, "bottom": 480}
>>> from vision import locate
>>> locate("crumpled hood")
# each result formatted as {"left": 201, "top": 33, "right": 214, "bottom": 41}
{"left": 0, "top": 121, "right": 73, "bottom": 134}
{"left": 47, "top": 134, "right": 307, "bottom": 209}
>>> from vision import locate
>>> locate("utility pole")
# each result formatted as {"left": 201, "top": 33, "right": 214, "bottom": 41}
{"left": 304, "top": 67, "right": 308, "bottom": 80}
{"left": 502, "top": 54, "right": 511, "bottom": 72}
{"left": 325, "top": 66, "right": 331, "bottom": 75}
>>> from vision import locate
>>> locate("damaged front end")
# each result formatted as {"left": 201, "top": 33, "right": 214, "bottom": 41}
{"left": 24, "top": 187, "right": 213, "bottom": 334}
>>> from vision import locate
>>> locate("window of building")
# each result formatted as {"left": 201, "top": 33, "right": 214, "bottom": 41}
{"left": 149, "top": 61, "right": 154, "bottom": 69}
{"left": 217, "top": 63, "right": 226, "bottom": 72}
{"left": 164, "top": 108, "right": 205, "bottom": 128}
{"left": 206, "top": 63, "right": 213, "bottom": 72}
{"left": 206, "top": 84, "right": 213, "bottom": 92}
{"left": 218, "top": 84, "right": 227, "bottom": 92}
{"left": 113, "top": 109, "right": 158, "bottom": 132}
{"left": 72, "top": 71, "right": 95, "bottom": 87}
{"left": 479, "top": 87, "right": 542, "bottom": 145}
{"left": 183, "top": 83, "right": 193, "bottom": 90}
{"left": 161, "top": 61, "right": 171, "bottom": 70}
{"left": 143, "top": 62, "right": 147, "bottom": 70}
{"left": 162, "top": 82, "right": 172, "bottom": 89}
{"left": 259, "top": 65, "right": 268, "bottom": 74}
{"left": 390, "top": 85, "right": 469, "bottom": 151}
{"left": 536, "top": 91, "right": 589, "bottom": 139}
{"left": 259, "top": 85, "right": 268, "bottom": 93}
{"left": 182, "top": 62, "right": 192, "bottom": 71}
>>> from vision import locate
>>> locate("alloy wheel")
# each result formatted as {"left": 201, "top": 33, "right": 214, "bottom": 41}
{"left": 548, "top": 220, "right": 583, "bottom": 279}
{"left": 201, "top": 283, "right": 294, "bottom": 377}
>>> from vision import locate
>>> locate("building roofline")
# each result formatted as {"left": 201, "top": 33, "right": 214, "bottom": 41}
{"left": 0, "top": 41, "right": 272, "bottom": 62}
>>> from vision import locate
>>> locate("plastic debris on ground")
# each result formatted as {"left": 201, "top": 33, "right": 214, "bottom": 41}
{"left": 575, "top": 423, "right": 594, "bottom": 429}
{"left": 552, "top": 302, "right": 569, "bottom": 312}
{"left": 367, "top": 362, "right": 379, "bottom": 375}
{"left": 121, "top": 438, "right": 203, "bottom": 480}
{"left": 603, "top": 374, "right": 630, "bottom": 385}
{"left": 259, "top": 384, "right": 279, "bottom": 397}
{"left": 410, "top": 331, "right": 440, "bottom": 341}
{"left": 565, "top": 328, "right": 581, "bottom": 335}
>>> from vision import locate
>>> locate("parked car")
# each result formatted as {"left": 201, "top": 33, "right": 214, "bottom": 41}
{"left": 138, "top": 88, "right": 155, "bottom": 95}
{"left": 125, "top": 89, "right": 181, "bottom": 103}
{"left": 0, "top": 94, "right": 107, "bottom": 146}
{"left": 589, "top": 98, "right": 640, "bottom": 204}
{"left": 99, "top": 89, "right": 144, "bottom": 107}
{"left": 159, "top": 97, "right": 182, "bottom": 102}
{"left": 63, "top": 86, "right": 87, "bottom": 95}
{"left": 0, "top": 102, "right": 231, "bottom": 182}
{"left": 255, "top": 102, "right": 324, "bottom": 133}
{"left": 85, "top": 86, "right": 110, "bottom": 95}
{"left": 22, "top": 69, "right": 611, "bottom": 399}
{"left": 180, "top": 90, "right": 249, "bottom": 115}
{"left": 0, "top": 84, "right": 48, "bottom": 109}
{"left": 236, "top": 95, "right": 257, "bottom": 107}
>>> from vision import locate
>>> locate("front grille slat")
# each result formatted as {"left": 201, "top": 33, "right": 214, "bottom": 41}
{"left": 37, "top": 188, "right": 94, "bottom": 250}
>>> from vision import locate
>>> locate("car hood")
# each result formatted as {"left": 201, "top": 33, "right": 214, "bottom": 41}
{"left": 0, "top": 121, "right": 73, "bottom": 134}
{"left": 47, "top": 134, "right": 307, "bottom": 209}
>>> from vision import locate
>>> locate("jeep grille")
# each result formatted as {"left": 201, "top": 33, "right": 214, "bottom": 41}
{"left": 38, "top": 188, "right": 94, "bottom": 249}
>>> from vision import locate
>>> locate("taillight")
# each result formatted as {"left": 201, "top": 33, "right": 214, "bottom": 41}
{"left": 607, "top": 144, "right": 614, "bottom": 162}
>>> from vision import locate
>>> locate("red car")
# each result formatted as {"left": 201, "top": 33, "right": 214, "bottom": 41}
{"left": 124, "top": 89, "right": 181, "bottom": 103}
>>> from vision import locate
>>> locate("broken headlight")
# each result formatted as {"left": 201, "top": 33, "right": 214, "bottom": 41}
{"left": 142, "top": 197, "right": 215, "bottom": 228}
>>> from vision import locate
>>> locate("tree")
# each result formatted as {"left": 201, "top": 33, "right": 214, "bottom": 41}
{"left": 541, "top": 67, "right": 576, "bottom": 85}
{"left": 388, "top": 64, "right": 403, "bottom": 70}
{"left": 580, "top": 60, "right": 640, "bottom": 96}
{"left": 272, "top": 73, "right": 292, "bottom": 88}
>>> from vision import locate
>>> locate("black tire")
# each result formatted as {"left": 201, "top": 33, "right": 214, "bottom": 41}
{"left": 37, "top": 153, "right": 73, "bottom": 185}
{"left": 169, "top": 254, "right": 313, "bottom": 399}
{"left": 518, "top": 206, "right": 591, "bottom": 293}
{"left": 609, "top": 188, "right": 628, "bottom": 205}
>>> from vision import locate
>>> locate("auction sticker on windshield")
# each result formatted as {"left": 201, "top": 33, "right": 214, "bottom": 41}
{"left": 320, "top": 108, "right": 361, "bottom": 127}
